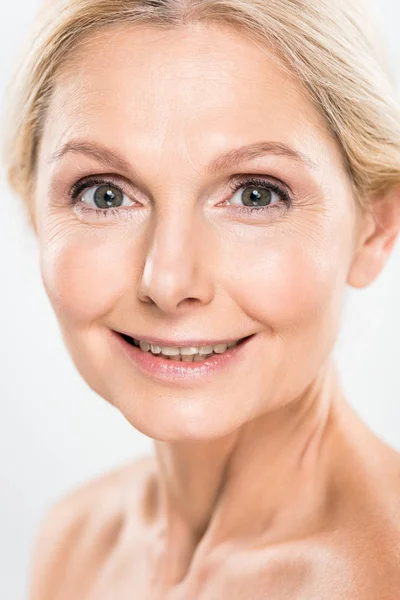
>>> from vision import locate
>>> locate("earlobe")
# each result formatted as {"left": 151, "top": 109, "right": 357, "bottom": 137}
{"left": 347, "top": 242, "right": 388, "bottom": 289}
{"left": 347, "top": 186, "right": 400, "bottom": 289}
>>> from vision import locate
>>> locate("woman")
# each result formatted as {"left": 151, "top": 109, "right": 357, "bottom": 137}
{"left": 3, "top": 0, "right": 400, "bottom": 597}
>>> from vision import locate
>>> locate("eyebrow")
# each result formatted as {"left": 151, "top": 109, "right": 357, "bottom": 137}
{"left": 48, "top": 139, "right": 318, "bottom": 173}
{"left": 208, "top": 141, "right": 318, "bottom": 174}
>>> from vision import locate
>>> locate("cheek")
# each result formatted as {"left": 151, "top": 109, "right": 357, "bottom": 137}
{"left": 218, "top": 223, "right": 349, "bottom": 332}
{"left": 40, "top": 230, "right": 132, "bottom": 327}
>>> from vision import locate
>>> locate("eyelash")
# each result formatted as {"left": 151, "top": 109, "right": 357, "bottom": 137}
{"left": 68, "top": 175, "right": 292, "bottom": 218}
{"left": 228, "top": 177, "right": 292, "bottom": 214}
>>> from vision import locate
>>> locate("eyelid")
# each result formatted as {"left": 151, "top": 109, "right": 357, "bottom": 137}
{"left": 68, "top": 172, "right": 293, "bottom": 212}
{"left": 225, "top": 175, "right": 292, "bottom": 206}
{"left": 229, "top": 173, "right": 292, "bottom": 192}
{"left": 69, "top": 175, "right": 142, "bottom": 204}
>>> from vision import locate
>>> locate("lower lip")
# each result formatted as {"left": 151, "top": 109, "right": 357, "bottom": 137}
{"left": 111, "top": 331, "right": 254, "bottom": 383}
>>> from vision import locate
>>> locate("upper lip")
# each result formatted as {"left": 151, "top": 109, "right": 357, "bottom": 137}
{"left": 116, "top": 331, "right": 253, "bottom": 347}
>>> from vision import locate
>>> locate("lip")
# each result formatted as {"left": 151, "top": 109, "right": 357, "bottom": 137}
{"left": 115, "top": 330, "right": 246, "bottom": 348}
{"left": 110, "top": 330, "right": 255, "bottom": 384}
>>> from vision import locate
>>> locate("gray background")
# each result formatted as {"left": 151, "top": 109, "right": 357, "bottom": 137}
{"left": 1, "top": 1, "right": 399, "bottom": 598}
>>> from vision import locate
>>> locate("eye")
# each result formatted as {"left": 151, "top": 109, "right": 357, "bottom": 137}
{"left": 228, "top": 181, "right": 282, "bottom": 209}
{"left": 223, "top": 177, "right": 292, "bottom": 214}
{"left": 79, "top": 183, "right": 134, "bottom": 209}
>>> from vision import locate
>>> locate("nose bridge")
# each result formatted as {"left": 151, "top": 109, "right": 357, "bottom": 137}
{"left": 138, "top": 200, "right": 213, "bottom": 313}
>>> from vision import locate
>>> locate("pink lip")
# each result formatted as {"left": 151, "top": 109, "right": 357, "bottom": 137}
{"left": 110, "top": 330, "right": 255, "bottom": 384}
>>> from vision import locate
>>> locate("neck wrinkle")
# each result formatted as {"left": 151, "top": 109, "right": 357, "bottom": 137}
{"left": 202, "top": 360, "right": 341, "bottom": 547}
{"left": 152, "top": 358, "right": 343, "bottom": 582}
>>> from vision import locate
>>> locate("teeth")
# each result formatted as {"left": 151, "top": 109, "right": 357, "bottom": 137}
{"left": 198, "top": 345, "right": 213, "bottom": 355}
{"left": 182, "top": 355, "right": 194, "bottom": 362}
{"left": 133, "top": 337, "right": 240, "bottom": 358}
{"left": 213, "top": 344, "right": 228, "bottom": 354}
{"left": 179, "top": 346, "right": 200, "bottom": 355}
{"left": 160, "top": 346, "right": 180, "bottom": 356}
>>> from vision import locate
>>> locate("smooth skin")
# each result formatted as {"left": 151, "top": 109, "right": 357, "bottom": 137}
{"left": 29, "top": 21, "right": 400, "bottom": 599}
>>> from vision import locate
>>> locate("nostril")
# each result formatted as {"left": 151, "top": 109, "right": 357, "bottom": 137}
{"left": 176, "top": 297, "right": 201, "bottom": 309}
{"left": 139, "top": 294, "right": 157, "bottom": 306}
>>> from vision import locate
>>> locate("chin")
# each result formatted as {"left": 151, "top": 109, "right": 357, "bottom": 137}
{"left": 62, "top": 330, "right": 265, "bottom": 441}
{"left": 112, "top": 390, "right": 248, "bottom": 442}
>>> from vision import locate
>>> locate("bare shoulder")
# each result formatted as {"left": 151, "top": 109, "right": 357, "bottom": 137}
{"left": 326, "top": 431, "right": 400, "bottom": 596}
{"left": 28, "top": 454, "right": 156, "bottom": 600}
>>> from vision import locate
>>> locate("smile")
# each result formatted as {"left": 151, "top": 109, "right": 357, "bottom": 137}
{"left": 112, "top": 331, "right": 255, "bottom": 383}
{"left": 120, "top": 334, "right": 246, "bottom": 362}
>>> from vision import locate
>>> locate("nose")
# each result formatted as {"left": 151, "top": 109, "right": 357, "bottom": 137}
{"left": 137, "top": 207, "right": 214, "bottom": 315}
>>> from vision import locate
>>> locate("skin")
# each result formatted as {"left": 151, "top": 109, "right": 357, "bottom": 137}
{"left": 29, "top": 21, "right": 400, "bottom": 600}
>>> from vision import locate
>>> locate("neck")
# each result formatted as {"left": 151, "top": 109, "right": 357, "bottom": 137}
{"left": 151, "top": 358, "right": 344, "bottom": 584}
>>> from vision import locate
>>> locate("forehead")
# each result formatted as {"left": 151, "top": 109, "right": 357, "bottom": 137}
{"left": 40, "top": 22, "right": 344, "bottom": 177}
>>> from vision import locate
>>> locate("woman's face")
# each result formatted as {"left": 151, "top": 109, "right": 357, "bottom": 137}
{"left": 34, "top": 22, "right": 362, "bottom": 440}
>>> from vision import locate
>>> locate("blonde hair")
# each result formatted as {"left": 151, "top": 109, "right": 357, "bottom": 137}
{"left": 3, "top": 0, "right": 400, "bottom": 225}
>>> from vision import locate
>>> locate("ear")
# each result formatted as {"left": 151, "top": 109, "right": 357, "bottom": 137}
{"left": 347, "top": 184, "right": 400, "bottom": 289}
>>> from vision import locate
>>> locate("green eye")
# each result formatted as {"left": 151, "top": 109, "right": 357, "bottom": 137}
{"left": 70, "top": 177, "right": 136, "bottom": 214}
{"left": 91, "top": 184, "right": 124, "bottom": 209}
{"left": 240, "top": 186, "right": 273, "bottom": 207}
